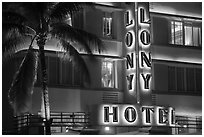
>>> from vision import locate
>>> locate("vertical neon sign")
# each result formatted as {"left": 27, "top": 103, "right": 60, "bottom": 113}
{"left": 124, "top": 3, "right": 137, "bottom": 99}
{"left": 137, "top": 3, "right": 152, "bottom": 105}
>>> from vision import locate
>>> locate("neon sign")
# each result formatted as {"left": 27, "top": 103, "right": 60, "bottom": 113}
{"left": 96, "top": 3, "right": 176, "bottom": 128}
{"left": 135, "top": 3, "right": 152, "bottom": 106}
{"left": 124, "top": 8, "right": 136, "bottom": 95}
{"left": 98, "top": 104, "right": 176, "bottom": 127}
{"left": 124, "top": 3, "right": 152, "bottom": 104}
{"left": 138, "top": 3, "right": 152, "bottom": 91}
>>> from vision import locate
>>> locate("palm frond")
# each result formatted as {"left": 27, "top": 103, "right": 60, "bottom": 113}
{"left": 51, "top": 23, "right": 92, "bottom": 54}
{"left": 3, "top": 23, "right": 28, "bottom": 36}
{"left": 2, "top": 23, "right": 29, "bottom": 59}
{"left": 59, "top": 40, "right": 91, "bottom": 86}
{"left": 51, "top": 22, "right": 104, "bottom": 54}
{"left": 49, "top": 2, "right": 94, "bottom": 21}
{"left": 3, "top": 11, "right": 27, "bottom": 25}
{"left": 3, "top": 11, "right": 29, "bottom": 34}
{"left": 8, "top": 48, "right": 39, "bottom": 115}
{"left": 3, "top": 10, "right": 36, "bottom": 60}
{"left": 2, "top": 35, "right": 26, "bottom": 60}
{"left": 3, "top": 2, "right": 47, "bottom": 30}
{"left": 74, "top": 27, "right": 104, "bottom": 54}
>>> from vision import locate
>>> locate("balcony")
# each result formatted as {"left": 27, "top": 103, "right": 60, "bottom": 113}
{"left": 151, "top": 44, "right": 202, "bottom": 64}
{"left": 92, "top": 39, "right": 123, "bottom": 57}
{"left": 12, "top": 112, "right": 90, "bottom": 135}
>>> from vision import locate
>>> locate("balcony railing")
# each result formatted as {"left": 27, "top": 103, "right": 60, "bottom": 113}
{"left": 13, "top": 112, "right": 90, "bottom": 135}
{"left": 172, "top": 115, "right": 202, "bottom": 135}
{"left": 12, "top": 112, "right": 202, "bottom": 135}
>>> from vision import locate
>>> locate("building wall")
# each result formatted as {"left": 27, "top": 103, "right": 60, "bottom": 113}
{"left": 32, "top": 87, "right": 82, "bottom": 113}
{"left": 151, "top": 12, "right": 202, "bottom": 117}
{"left": 83, "top": 5, "right": 124, "bottom": 42}
{"left": 152, "top": 45, "right": 202, "bottom": 64}
{"left": 30, "top": 49, "right": 125, "bottom": 114}
{"left": 155, "top": 94, "right": 202, "bottom": 117}
{"left": 151, "top": 16, "right": 169, "bottom": 45}
{"left": 84, "top": 9, "right": 103, "bottom": 38}
{"left": 32, "top": 87, "right": 124, "bottom": 114}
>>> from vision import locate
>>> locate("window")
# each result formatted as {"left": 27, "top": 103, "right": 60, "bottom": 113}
{"left": 185, "top": 23, "right": 202, "bottom": 46}
{"left": 168, "top": 66, "right": 201, "bottom": 95}
{"left": 193, "top": 27, "right": 200, "bottom": 46}
{"left": 168, "top": 66, "right": 176, "bottom": 91}
{"left": 184, "top": 24, "right": 193, "bottom": 46}
{"left": 60, "top": 60, "right": 82, "bottom": 86}
{"left": 194, "top": 26, "right": 201, "bottom": 46}
{"left": 48, "top": 56, "right": 60, "bottom": 85}
{"left": 101, "top": 60, "right": 116, "bottom": 88}
{"left": 170, "top": 21, "right": 183, "bottom": 45}
{"left": 170, "top": 20, "right": 201, "bottom": 47}
{"left": 186, "top": 68, "right": 195, "bottom": 92}
{"left": 60, "top": 60, "right": 72, "bottom": 85}
{"left": 47, "top": 56, "right": 82, "bottom": 87}
{"left": 103, "top": 13, "right": 112, "bottom": 37}
{"left": 195, "top": 68, "right": 202, "bottom": 92}
{"left": 177, "top": 67, "right": 185, "bottom": 91}
{"left": 73, "top": 64, "right": 82, "bottom": 86}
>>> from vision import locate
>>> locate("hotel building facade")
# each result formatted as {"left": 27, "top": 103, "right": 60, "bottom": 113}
{"left": 2, "top": 2, "right": 202, "bottom": 135}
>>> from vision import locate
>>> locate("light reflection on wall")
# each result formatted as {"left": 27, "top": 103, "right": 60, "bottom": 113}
{"left": 151, "top": 44, "right": 202, "bottom": 64}
{"left": 153, "top": 55, "right": 202, "bottom": 64}
{"left": 28, "top": 38, "right": 123, "bottom": 58}
{"left": 150, "top": 2, "right": 202, "bottom": 18}
{"left": 95, "top": 2, "right": 114, "bottom": 6}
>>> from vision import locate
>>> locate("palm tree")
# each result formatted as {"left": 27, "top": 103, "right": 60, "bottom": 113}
{"left": 3, "top": 2, "right": 103, "bottom": 135}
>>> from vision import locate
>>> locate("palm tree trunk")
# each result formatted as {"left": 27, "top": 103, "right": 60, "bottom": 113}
{"left": 39, "top": 44, "right": 51, "bottom": 135}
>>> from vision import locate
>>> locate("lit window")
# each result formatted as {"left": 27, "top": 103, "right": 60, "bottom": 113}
{"left": 193, "top": 27, "right": 200, "bottom": 46}
{"left": 193, "top": 26, "right": 201, "bottom": 46}
{"left": 184, "top": 23, "right": 193, "bottom": 46}
{"left": 103, "top": 13, "right": 112, "bottom": 37}
{"left": 170, "top": 21, "right": 183, "bottom": 45}
{"left": 184, "top": 23, "right": 201, "bottom": 47}
{"left": 101, "top": 60, "right": 115, "bottom": 88}
{"left": 170, "top": 20, "right": 201, "bottom": 47}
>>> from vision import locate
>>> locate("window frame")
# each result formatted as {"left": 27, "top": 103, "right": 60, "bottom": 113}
{"left": 167, "top": 65, "right": 201, "bottom": 95}
{"left": 103, "top": 12, "right": 113, "bottom": 38}
{"left": 46, "top": 55, "right": 83, "bottom": 87}
{"left": 101, "top": 59, "right": 118, "bottom": 89}
{"left": 170, "top": 20, "right": 202, "bottom": 47}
